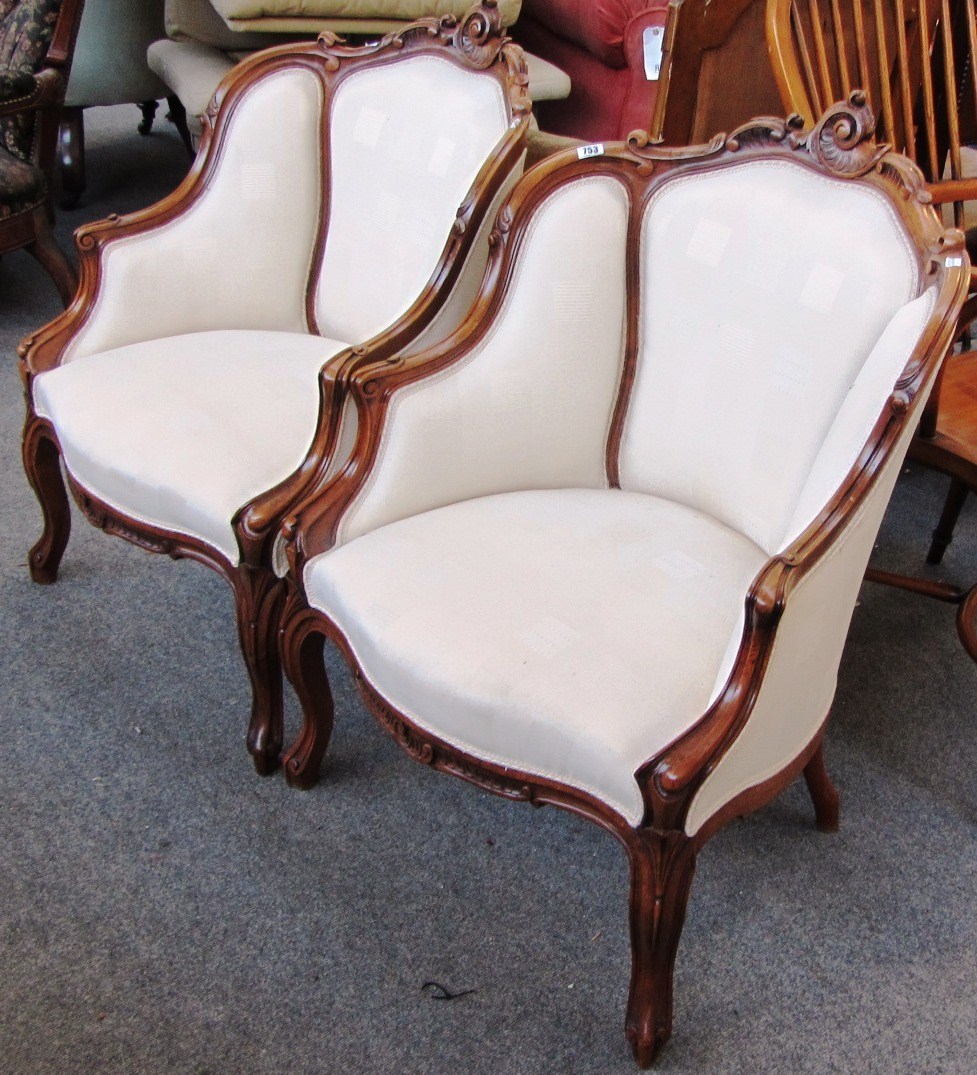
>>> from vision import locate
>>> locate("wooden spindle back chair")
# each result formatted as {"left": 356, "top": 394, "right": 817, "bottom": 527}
{"left": 768, "top": 0, "right": 977, "bottom": 660}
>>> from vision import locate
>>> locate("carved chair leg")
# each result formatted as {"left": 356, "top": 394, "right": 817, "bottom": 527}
{"left": 25, "top": 208, "right": 77, "bottom": 307}
{"left": 625, "top": 830, "right": 697, "bottom": 1068}
{"left": 137, "top": 99, "right": 159, "bottom": 136}
{"left": 280, "top": 604, "right": 334, "bottom": 790}
{"left": 802, "top": 743, "right": 840, "bottom": 833}
{"left": 927, "top": 476, "right": 970, "bottom": 565}
{"left": 22, "top": 415, "right": 71, "bottom": 584}
{"left": 234, "top": 568, "right": 287, "bottom": 776}
{"left": 165, "top": 95, "right": 195, "bottom": 158}
{"left": 58, "top": 106, "right": 85, "bottom": 209}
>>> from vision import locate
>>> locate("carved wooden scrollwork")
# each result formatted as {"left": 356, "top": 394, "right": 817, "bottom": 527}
{"left": 805, "top": 91, "right": 889, "bottom": 177}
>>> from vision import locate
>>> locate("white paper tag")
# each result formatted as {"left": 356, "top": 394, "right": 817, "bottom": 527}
{"left": 643, "top": 25, "right": 665, "bottom": 80}
{"left": 577, "top": 143, "right": 605, "bottom": 160}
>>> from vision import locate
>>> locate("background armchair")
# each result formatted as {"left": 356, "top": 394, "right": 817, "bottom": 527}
{"left": 277, "top": 100, "right": 967, "bottom": 1064}
{"left": 20, "top": 5, "right": 532, "bottom": 778}
{"left": 59, "top": 0, "right": 174, "bottom": 207}
{"left": 0, "top": 0, "right": 85, "bottom": 305}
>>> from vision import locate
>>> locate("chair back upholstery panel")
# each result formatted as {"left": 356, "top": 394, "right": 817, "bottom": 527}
{"left": 63, "top": 68, "right": 324, "bottom": 363}
{"left": 337, "top": 175, "right": 631, "bottom": 545}
{"left": 618, "top": 159, "right": 920, "bottom": 555}
{"left": 313, "top": 55, "right": 510, "bottom": 343}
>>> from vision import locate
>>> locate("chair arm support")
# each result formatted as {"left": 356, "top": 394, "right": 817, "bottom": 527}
{"left": 0, "top": 68, "right": 63, "bottom": 118}
{"left": 634, "top": 256, "right": 969, "bottom": 836}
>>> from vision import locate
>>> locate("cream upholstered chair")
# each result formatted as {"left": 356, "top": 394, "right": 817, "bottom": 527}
{"left": 19, "top": 3, "right": 532, "bottom": 777}
{"left": 275, "top": 97, "right": 968, "bottom": 1065}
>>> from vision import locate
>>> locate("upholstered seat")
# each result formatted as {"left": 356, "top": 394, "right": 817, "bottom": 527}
{"left": 21, "top": 4, "right": 532, "bottom": 776}
{"left": 276, "top": 98, "right": 969, "bottom": 1066}
{"left": 305, "top": 488, "right": 768, "bottom": 821}
{"left": 33, "top": 330, "right": 350, "bottom": 563}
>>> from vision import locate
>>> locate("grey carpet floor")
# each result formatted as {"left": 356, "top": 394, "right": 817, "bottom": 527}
{"left": 1, "top": 105, "right": 976, "bottom": 1075}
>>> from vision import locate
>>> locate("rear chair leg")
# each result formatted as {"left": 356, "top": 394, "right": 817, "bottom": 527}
{"left": 280, "top": 598, "right": 334, "bottom": 790}
{"left": 22, "top": 415, "right": 71, "bottom": 584}
{"left": 803, "top": 743, "right": 840, "bottom": 833}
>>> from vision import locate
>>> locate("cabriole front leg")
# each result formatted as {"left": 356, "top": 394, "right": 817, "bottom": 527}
{"left": 280, "top": 601, "right": 334, "bottom": 790}
{"left": 234, "top": 567, "right": 287, "bottom": 776}
{"left": 625, "top": 829, "right": 696, "bottom": 1068}
{"left": 22, "top": 413, "right": 71, "bottom": 584}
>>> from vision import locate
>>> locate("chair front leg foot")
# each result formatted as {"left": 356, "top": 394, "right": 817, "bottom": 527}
{"left": 137, "top": 99, "right": 159, "bottom": 136}
{"left": 803, "top": 743, "right": 840, "bottom": 833}
{"left": 22, "top": 414, "right": 71, "bottom": 584}
{"left": 234, "top": 569, "right": 287, "bottom": 776}
{"left": 625, "top": 830, "right": 696, "bottom": 1068}
{"left": 280, "top": 601, "right": 334, "bottom": 790}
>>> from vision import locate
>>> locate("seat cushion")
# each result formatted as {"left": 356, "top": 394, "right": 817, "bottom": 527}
{"left": 0, "top": 142, "right": 44, "bottom": 217}
{"left": 33, "top": 329, "right": 350, "bottom": 565}
{"left": 305, "top": 489, "right": 768, "bottom": 824}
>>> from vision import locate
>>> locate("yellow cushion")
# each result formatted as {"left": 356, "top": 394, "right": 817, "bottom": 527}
{"left": 210, "top": 0, "right": 522, "bottom": 30}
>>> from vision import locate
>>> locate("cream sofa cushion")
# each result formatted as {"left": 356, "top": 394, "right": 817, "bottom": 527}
{"left": 33, "top": 331, "right": 350, "bottom": 565}
{"left": 619, "top": 159, "right": 919, "bottom": 556}
{"left": 210, "top": 0, "right": 522, "bottom": 29}
{"left": 165, "top": 0, "right": 297, "bottom": 49}
{"left": 305, "top": 488, "right": 768, "bottom": 825}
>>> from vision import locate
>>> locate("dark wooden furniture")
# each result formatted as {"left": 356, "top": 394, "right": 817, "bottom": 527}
{"left": 766, "top": 0, "right": 977, "bottom": 657}
{"left": 0, "top": 0, "right": 85, "bottom": 305}
{"left": 275, "top": 98, "right": 967, "bottom": 1065}
{"left": 19, "top": 2, "right": 531, "bottom": 777}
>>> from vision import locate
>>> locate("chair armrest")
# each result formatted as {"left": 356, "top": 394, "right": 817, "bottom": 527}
{"left": 633, "top": 261, "right": 969, "bottom": 837}
{"left": 0, "top": 67, "right": 62, "bottom": 118}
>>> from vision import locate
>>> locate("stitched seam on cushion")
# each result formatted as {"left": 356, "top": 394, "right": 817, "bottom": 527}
{"left": 337, "top": 175, "right": 627, "bottom": 545}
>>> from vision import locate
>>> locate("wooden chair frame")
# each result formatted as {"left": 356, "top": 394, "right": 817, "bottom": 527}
{"left": 18, "top": 2, "right": 532, "bottom": 776}
{"left": 0, "top": 0, "right": 86, "bottom": 305}
{"left": 766, "top": 0, "right": 977, "bottom": 658}
{"left": 274, "top": 97, "right": 968, "bottom": 1065}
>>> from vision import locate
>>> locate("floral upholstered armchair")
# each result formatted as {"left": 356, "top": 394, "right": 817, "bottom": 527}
{"left": 273, "top": 98, "right": 968, "bottom": 1064}
{"left": 0, "top": 0, "right": 85, "bottom": 304}
{"left": 19, "top": 3, "right": 532, "bottom": 776}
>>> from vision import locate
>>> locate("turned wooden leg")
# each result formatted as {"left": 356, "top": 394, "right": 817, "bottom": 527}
{"left": 166, "top": 95, "right": 195, "bottom": 158}
{"left": 22, "top": 414, "right": 71, "bottom": 585}
{"left": 58, "top": 106, "right": 85, "bottom": 209}
{"left": 25, "top": 208, "right": 77, "bottom": 307}
{"left": 137, "top": 99, "right": 159, "bottom": 136}
{"left": 927, "top": 477, "right": 970, "bottom": 565}
{"left": 234, "top": 568, "right": 287, "bottom": 776}
{"left": 803, "top": 743, "right": 840, "bottom": 833}
{"left": 625, "top": 830, "right": 696, "bottom": 1068}
{"left": 280, "top": 598, "right": 334, "bottom": 790}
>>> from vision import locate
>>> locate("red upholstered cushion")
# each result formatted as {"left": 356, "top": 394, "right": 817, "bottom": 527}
{"left": 520, "top": 0, "right": 670, "bottom": 67}
{"left": 514, "top": 1, "right": 671, "bottom": 141}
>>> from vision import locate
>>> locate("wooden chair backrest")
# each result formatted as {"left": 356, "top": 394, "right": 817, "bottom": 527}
{"left": 767, "top": 0, "right": 977, "bottom": 228}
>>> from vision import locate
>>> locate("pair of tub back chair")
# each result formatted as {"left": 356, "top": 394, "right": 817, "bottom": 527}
{"left": 19, "top": 3, "right": 969, "bottom": 1066}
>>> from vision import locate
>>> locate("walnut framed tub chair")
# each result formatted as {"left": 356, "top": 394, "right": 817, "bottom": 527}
{"left": 274, "top": 97, "right": 968, "bottom": 1065}
{"left": 18, "top": 2, "right": 532, "bottom": 777}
